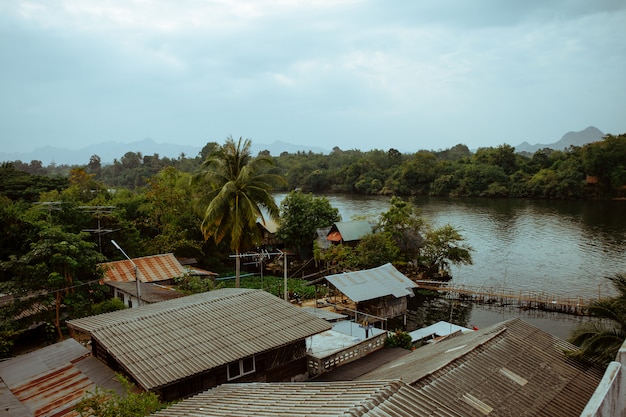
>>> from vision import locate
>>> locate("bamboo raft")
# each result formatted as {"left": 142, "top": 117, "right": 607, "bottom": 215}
{"left": 416, "top": 281, "right": 596, "bottom": 316}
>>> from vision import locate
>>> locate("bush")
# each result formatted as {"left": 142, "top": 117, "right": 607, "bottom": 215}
{"left": 385, "top": 329, "right": 412, "bottom": 349}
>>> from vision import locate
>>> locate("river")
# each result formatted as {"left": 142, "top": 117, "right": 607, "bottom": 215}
{"left": 275, "top": 193, "right": 626, "bottom": 338}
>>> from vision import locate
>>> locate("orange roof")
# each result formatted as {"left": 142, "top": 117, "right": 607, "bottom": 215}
{"left": 326, "top": 231, "right": 342, "bottom": 242}
{"left": 100, "top": 253, "right": 186, "bottom": 283}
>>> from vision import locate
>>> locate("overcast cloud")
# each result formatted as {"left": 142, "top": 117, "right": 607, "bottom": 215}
{"left": 1, "top": 0, "right": 625, "bottom": 154}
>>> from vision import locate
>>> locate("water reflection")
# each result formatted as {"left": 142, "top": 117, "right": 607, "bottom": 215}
{"left": 274, "top": 193, "right": 626, "bottom": 298}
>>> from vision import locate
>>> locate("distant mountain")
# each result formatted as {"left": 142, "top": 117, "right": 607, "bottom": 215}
{"left": 515, "top": 126, "right": 604, "bottom": 153}
{"left": 0, "top": 139, "right": 331, "bottom": 166}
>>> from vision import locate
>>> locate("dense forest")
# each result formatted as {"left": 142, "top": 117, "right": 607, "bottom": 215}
{"left": 5, "top": 133, "right": 626, "bottom": 200}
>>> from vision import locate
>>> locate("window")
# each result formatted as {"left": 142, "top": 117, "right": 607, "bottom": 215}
{"left": 227, "top": 357, "right": 256, "bottom": 381}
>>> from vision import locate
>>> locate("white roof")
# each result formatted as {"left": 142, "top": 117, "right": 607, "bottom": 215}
{"left": 325, "top": 263, "right": 417, "bottom": 302}
{"left": 409, "top": 321, "right": 473, "bottom": 342}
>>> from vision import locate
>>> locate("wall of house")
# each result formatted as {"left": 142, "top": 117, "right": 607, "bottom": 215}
{"left": 580, "top": 340, "right": 626, "bottom": 417}
{"left": 307, "top": 332, "right": 387, "bottom": 377}
{"left": 157, "top": 340, "right": 309, "bottom": 402}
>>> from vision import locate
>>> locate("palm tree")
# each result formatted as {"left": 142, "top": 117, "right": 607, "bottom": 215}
{"left": 197, "top": 136, "right": 285, "bottom": 287}
{"left": 568, "top": 273, "right": 626, "bottom": 366}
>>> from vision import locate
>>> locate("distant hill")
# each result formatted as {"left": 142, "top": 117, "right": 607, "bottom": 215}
{"left": 0, "top": 139, "right": 331, "bottom": 166}
{"left": 515, "top": 126, "right": 604, "bottom": 153}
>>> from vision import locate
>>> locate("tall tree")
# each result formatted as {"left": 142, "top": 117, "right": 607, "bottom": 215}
{"left": 196, "top": 136, "right": 285, "bottom": 287}
{"left": 1, "top": 225, "right": 106, "bottom": 340}
{"left": 277, "top": 191, "right": 341, "bottom": 258}
{"left": 568, "top": 273, "right": 626, "bottom": 366}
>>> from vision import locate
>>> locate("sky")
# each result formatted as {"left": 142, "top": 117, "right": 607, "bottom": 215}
{"left": 1, "top": 0, "right": 625, "bottom": 154}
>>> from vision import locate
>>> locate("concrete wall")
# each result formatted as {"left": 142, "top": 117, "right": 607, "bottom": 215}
{"left": 580, "top": 341, "right": 626, "bottom": 417}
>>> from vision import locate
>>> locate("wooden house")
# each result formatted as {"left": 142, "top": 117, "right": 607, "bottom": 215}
{"left": 324, "top": 263, "right": 418, "bottom": 322}
{"left": 67, "top": 288, "right": 331, "bottom": 402}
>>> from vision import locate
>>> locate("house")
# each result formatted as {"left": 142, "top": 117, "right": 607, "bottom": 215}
{"left": 100, "top": 253, "right": 188, "bottom": 307}
{"left": 0, "top": 338, "right": 124, "bottom": 417}
{"left": 322, "top": 263, "right": 418, "bottom": 322}
{"left": 148, "top": 380, "right": 465, "bottom": 417}
{"left": 256, "top": 218, "right": 280, "bottom": 248}
{"left": 326, "top": 220, "right": 374, "bottom": 246}
{"left": 66, "top": 288, "right": 331, "bottom": 402}
{"left": 357, "top": 318, "right": 605, "bottom": 417}
{"left": 105, "top": 281, "right": 185, "bottom": 305}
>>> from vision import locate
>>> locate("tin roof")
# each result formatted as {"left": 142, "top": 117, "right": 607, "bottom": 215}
{"left": 149, "top": 380, "right": 463, "bottom": 417}
{"left": 66, "top": 289, "right": 332, "bottom": 390}
{"left": 100, "top": 253, "right": 186, "bottom": 283}
{"left": 106, "top": 281, "right": 185, "bottom": 303}
{"left": 0, "top": 338, "right": 123, "bottom": 417}
{"left": 325, "top": 263, "right": 417, "bottom": 302}
{"left": 409, "top": 320, "right": 473, "bottom": 343}
{"left": 358, "top": 318, "right": 605, "bottom": 417}
{"left": 329, "top": 220, "right": 374, "bottom": 242}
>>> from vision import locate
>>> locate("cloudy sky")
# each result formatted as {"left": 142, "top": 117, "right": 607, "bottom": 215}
{"left": 1, "top": 0, "right": 625, "bottom": 154}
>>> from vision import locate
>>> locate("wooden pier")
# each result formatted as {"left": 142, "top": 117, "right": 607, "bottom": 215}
{"left": 416, "top": 281, "right": 595, "bottom": 316}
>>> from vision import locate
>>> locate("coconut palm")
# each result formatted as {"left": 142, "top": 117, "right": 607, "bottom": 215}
{"left": 197, "top": 136, "right": 285, "bottom": 287}
{"left": 568, "top": 273, "right": 626, "bottom": 366}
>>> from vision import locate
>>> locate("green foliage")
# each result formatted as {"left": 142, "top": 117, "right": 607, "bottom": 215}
{"left": 419, "top": 224, "right": 473, "bottom": 278}
{"left": 75, "top": 374, "right": 169, "bottom": 417}
{"left": 385, "top": 329, "right": 412, "bottom": 349}
{"left": 277, "top": 191, "right": 341, "bottom": 257}
{"left": 174, "top": 273, "right": 221, "bottom": 295}
{"left": 92, "top": 298, "right": 127, "bottom": 315}
{"left": 568, "top": 273, "right": 626, "bottom": 366}
{"left": 1, "top": 225, "right": 107, "bottom": 339}
{"left": 195, "top": 136, "right": 286, "bottom": 287}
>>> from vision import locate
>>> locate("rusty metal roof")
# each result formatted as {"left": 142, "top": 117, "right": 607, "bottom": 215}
{"left": 149, "top": 380, "right": 464, "bottom": 417}
{"left": 358, "top": 318, "right": 605, "bottom": 417}
{"left": 325, "top": 263, "right": 418, "bottom": 302}
{"left": 66, "top": 289, "right": 332, "bottom": 391}
{"left": 100, "top": 253, "right": 186, "bottom": 282}
{"left": 0, "top": 338, "right": 123, "bottom": 417}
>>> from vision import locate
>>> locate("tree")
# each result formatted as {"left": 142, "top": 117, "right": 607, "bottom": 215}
{"left": 568, "top": 273, "right": 626, "bottom": 366}
{"left": 376, "top": 196, "right": 425, "bottom": 261}
{"left": 277, "top": 191, "right": 341, "bottom": 258}
{"left": 419, "top": 224, "right": 473, "bottom": 279}
{"left": 196, "top": 136, "right": 285, "bottom": 287}
{"left": 75, "top": 374, "right": 168, "bottom": 417}
{"left": 1, "top": 225, "right": 107, "bottom": 340}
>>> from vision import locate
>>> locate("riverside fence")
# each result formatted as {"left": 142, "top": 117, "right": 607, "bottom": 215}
{"left": 416, "top": 281, "right": 596, "bottom": 316}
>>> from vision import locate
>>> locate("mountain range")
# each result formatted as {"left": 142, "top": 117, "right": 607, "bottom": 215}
{"left": 0, "top": 127, "right": 606, "bottom": 166}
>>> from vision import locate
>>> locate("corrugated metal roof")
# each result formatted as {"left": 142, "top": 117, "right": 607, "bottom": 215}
{"left": 67, "top": 289, "right": 332, "bottom": 391}
{"left": 106, "top": 281, "right": 185, "bottom": 303}
{"left": 100, "top": 253, "right": 186, "bottom": 283}
{"left": 330, "top": 221, "right": 374, "bottom": 242}
{"left": 325, "top": 263, "right": 417, "bottom": 302}
{"left": 0, "top": 338, "right": 123, "bottom": 417}
{"left": 149, "top": 380, "right": 464, "bottom": 417}
{"left": 409, "top": 320, "right": 473, "bottom": 342}
{"left": 358, "top": 318, "right": 605, "bottom": 417}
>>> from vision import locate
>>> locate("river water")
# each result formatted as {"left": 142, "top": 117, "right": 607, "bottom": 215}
{"left": 275, "top": 193, "right": 626, "bottom": 337}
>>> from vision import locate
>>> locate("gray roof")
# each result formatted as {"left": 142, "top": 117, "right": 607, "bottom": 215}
{"left": 325, "top": 263, "right": 417, "bottom": 302}
{"left": 67, "top": 288, "right": 331, "bottom": 390}
{"left": 299, "top": 306, "right": 347, "bottom": 321}
{"left": 149, "top": 380, "right": 464, "bottom": 417}
{"left": 106, "top": 281, "right": 185, "bottom": 303}
{"left": 331, "top": 220, "right": 374, "bottom": 242}
{"left": 358, "top": 318, "right": 604, "bottom": 417}
{"left": 0, "top": 338, "right": 123, "bottom": 417}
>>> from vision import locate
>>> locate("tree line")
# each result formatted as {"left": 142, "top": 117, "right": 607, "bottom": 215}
{"left": 5, "top": 133, "right": 626, "bottom": 199}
